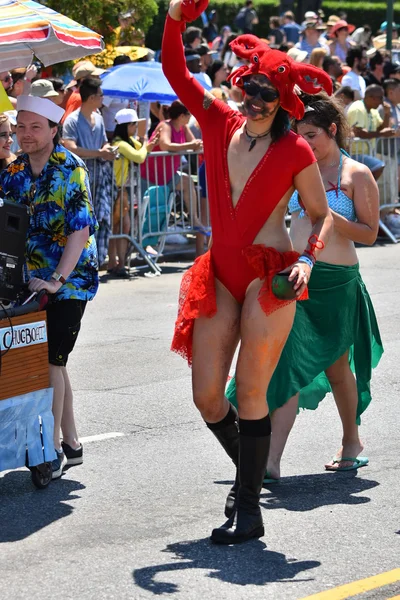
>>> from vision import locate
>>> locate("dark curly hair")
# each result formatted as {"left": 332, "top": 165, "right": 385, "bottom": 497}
{"left": 292, "top": 92, "right": 351, "bottom": 151}
{"left": 271, "top": 107, "right": 290, "bottom": 142}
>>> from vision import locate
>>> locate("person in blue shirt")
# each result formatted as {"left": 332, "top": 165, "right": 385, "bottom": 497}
{"left": 281, "top": 11, "right": 302, "bottom": 44}
{"left": 63, "top": 77, "right": 117, "bottom": 267}
{"left": 295, "top": 21, "right": 330, "bottom": 59}
{"left": 0, "top": 95, "right": 99, "bottom": 480}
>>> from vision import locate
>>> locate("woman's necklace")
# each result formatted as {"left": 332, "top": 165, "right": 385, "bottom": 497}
{"left": 321, "top": 153, "right": 341, "bottom": 169}
{"left": 327, "top": 158, "right": 339, "bottom": 168}
{"left": 244, "top": 125, "right": 272, "bottom": 152}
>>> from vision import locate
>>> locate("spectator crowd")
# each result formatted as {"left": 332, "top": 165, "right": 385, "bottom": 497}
{"left": 1, "top": 3, "right": 400, "bottom": 272}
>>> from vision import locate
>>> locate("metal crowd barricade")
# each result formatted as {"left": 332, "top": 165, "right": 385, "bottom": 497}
{"left": 350, "top": 135, "right": 400, "bottom": 243}
{"left": 84, "top": 150, "right": 210, "bottom": 276}
{"left": 137, "top": 149, "right": 210, "bottom": 252}
{"left": 84, "top": 157, "right": 161, "bottom": 275}
{"left": 86, "top": 138, "right": 400, "bottom": 275}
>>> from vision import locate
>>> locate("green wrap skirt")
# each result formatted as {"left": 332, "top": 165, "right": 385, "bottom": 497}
{"left": 226, "top": 261, "right": 384, "bottom": 424}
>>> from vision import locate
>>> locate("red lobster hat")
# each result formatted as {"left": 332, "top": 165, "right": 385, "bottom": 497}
{"left": 177, "top": 1, "right": 332, "bottom": 119}
{"left": 227, "top": 35, "right": 333, "bottom": 120}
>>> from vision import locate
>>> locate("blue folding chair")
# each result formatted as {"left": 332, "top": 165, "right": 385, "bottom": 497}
{"left": 141, "top": 185, "right": 174, "bottom": 257}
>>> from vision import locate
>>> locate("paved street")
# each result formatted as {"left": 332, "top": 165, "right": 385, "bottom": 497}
{"left": 1, "top": 244, "right": 400, "bottom": 600}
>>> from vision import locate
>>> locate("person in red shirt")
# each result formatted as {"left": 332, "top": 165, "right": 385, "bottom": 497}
{"left": 164, "top": 0, "right": 333, "bottom": 544}
{"left": 62, "top": 62, "right": 105, "bottom": 124}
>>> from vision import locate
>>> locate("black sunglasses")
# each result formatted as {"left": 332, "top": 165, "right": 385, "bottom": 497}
{"left": 243, "top": 81, "right": 279, "bottom": 103}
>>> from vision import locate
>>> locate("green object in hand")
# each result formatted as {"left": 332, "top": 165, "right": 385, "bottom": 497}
{"left": 271, "top": 273, "right": 297, "bottom": 300}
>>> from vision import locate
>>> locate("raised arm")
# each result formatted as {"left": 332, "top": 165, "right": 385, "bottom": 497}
{"left": 162, "top": 0, "right": 220, "bottom": 128}
{"left": 162, "top": 15, "right": 208, "bottom": 123}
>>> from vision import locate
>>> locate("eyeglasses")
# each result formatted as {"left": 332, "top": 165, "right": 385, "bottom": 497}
{"left": 1, "top": 74, "right": 11, "bottom": 83}
{"left": 243, "top": 81, "right": 279, "bottom": 103}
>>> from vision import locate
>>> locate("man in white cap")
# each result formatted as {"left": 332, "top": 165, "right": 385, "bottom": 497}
{"left": 0, "top": 95, "right": 99, "bottom": 479}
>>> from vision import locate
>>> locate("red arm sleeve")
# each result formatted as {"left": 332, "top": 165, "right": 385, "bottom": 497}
{"left": 162, "top": 14, "right": 215, "bottom": 129}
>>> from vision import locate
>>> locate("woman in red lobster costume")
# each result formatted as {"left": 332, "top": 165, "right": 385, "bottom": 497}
{"left": 164, "top": 0, "right": 333, "bottom": 544}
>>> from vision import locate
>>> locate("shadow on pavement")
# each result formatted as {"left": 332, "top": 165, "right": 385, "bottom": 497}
{"left": 133, "top": 537, "right": 320, "bottom": 595}
{"left": 156, "top": 264, "right": 190, "bottom": 275}
{"left": 215, "top": 471, "right": 379, "bottom": 513}
{"left": 259, "top": 472, "right": 379, "bottom": 512}
{"left": 0, "top": 471, "right": 85, "bottom": 542}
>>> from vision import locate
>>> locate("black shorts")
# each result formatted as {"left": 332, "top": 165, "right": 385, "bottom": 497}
{"left": 46, "top": 300, "right": 87, "bottom": 367}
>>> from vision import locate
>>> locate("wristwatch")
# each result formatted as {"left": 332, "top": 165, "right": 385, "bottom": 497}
{"left": 51, "top": 271, "right": 66, "bottom": 284}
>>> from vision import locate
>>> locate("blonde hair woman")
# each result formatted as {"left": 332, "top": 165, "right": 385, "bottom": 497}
{"left": 0, "top": 114, "right": 15, "bottom": 171}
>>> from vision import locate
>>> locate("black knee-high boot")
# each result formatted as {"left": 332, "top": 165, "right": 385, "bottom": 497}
{"left": 206, "top": 405, "right": 239, "bottom": 517}
{"left": 211, "top": 415, "right": 271, "bottom": 545}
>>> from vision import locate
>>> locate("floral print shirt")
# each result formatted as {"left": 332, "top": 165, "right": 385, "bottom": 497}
{"left": 0, "top": 145, "right": 99, "bottom": 301}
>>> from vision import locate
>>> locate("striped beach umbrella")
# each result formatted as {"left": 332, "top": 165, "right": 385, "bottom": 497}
{"left": 0, "top": 0, "right": 104, "bottom": 71}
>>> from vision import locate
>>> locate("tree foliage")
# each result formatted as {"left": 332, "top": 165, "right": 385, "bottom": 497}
{"left": 45, "top": 0, "right": 158, "bottom": 44}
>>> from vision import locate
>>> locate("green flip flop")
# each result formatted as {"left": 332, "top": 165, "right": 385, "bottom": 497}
{"left": 325, "top": 457, "right": 369, "bottom": 472}
{"left": 263, "top": 470, "right": 280, "bottom": 484}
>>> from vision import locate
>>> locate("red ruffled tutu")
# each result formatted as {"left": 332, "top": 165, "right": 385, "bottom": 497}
{"left": 171, "top": 246, "right": 308, "bottom": 366}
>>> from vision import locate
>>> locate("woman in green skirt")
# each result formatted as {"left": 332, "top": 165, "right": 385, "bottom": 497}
{"left": 226, "top": 93, "right": 384, "bottom": 477}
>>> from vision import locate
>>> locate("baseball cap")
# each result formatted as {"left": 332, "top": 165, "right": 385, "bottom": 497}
{"left": 75, "top": 63, "right": 105, "bottom": 80}
{"left": 30, "top": 79, "right": 59, "bottom": 98}
{"left": 115, "top": 108, "right": 138, "bottom": 124}
{"left": 66, "top": 61, "right": 106, "bottom": 89}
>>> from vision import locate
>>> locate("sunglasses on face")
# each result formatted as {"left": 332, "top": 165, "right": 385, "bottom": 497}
{"left": 1, "top": 75, "right": 11, "bottom": 83}
{"left": 243, "top": 81, "right": 279, "bottom": 103}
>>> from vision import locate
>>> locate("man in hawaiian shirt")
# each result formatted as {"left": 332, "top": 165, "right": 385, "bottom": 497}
{"left": 0, "top": 95, "right": 99, "bottom": 479}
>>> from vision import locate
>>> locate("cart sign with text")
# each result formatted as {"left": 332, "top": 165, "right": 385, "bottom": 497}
{"left": 0, "top": 320, "right": 47, "bottom": 351}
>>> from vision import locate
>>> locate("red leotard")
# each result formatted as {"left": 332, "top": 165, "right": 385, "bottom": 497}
{"left": 162, "top": 15, "right": 316, "bottom": 364}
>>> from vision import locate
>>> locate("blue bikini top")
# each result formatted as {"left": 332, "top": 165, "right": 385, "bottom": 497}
{"left": 289, "top": 151, "right": 357, "bottom": 222}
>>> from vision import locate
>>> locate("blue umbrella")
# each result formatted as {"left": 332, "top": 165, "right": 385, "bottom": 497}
{"left": 100, "top": 61, "right": 211, "bottom": 103}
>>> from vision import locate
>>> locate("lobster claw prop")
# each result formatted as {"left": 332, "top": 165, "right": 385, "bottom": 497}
{"left": 179, "top": 0, "right": 209, "bottom": 31}
{"left": 227, "top": 36, "right": 333, "bottom": 120}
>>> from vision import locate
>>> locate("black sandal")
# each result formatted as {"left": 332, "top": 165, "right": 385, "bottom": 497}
{"left": 113, "top": 268, "right": 131, "bottom": 279}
